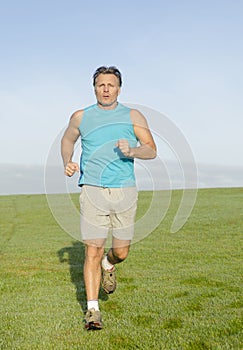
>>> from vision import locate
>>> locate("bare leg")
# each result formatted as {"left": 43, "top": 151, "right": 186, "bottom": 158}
{"left": 107, "top": 237, "right": 131, "bottom": 265}
{"left": 84, "top": 239, "right": 105, "bottom": 302}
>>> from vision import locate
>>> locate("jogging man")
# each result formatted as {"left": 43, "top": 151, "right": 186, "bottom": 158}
{"left": 61, "top": 66, "right": 156, "bottom": 330}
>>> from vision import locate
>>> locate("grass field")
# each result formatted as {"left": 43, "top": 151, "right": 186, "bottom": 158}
{"left": 0, "top": 188, "right": 243, "bottom": 349}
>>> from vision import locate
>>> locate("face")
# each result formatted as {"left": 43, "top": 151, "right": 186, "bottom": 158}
{"left": 94, "top": 73, "right": 121, "bottom": 109}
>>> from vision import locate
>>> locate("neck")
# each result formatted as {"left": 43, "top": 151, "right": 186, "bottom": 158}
{"left": 97, "top": 100, "right": 118, "bottom": 110}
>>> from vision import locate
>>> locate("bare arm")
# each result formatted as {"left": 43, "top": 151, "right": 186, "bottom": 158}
{"left": 117, "top": 109, "right": 157, "bottom": 159}
{"left": 61, "top": 110, "right": 83, "bottom": 176}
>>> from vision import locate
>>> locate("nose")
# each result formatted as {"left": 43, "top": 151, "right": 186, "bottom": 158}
{"left": 103, "top": 85, "right": 109, "bottom": 92}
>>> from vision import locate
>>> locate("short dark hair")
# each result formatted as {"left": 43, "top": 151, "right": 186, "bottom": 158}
{"left": 93, "top": 66, "right": 122, "bottom": 87}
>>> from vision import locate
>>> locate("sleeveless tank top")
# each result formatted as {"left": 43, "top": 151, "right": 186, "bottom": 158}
{"left": 78, "top": 103, "right": 138, "bottom": 188}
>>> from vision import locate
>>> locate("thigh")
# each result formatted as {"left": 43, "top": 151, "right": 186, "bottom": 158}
{"left": 111, "top": 187, "right": 138, "bottom": 241}
{"left": 83, "top": 238, "right": 106, "bottom": 248}
{"left": 80, "top": 185, "right": 110, "bottom": 241}
{"left": 112, "top": 236, "right": 131, "bottom": 250}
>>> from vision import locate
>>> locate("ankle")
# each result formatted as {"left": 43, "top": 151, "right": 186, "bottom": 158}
{"left": 102, "top": 254, "right": 115, "bottom": 271}
{"left": 87, "top": 300, "right": 99, "bottom": 311}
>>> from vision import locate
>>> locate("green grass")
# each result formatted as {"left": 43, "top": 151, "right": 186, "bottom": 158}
{"left": 0, "top": 188, "right": 243, "bottom": 349}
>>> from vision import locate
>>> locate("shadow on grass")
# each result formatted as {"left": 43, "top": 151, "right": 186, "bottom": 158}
{"left": 57, "top": 241, "right": 108, "bottom": 312}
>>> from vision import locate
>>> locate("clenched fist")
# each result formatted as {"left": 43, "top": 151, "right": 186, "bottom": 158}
{"left": 64, "top": 161, "right": 80, "bottom": 177}
{"left": 116, "top": 139, "right": 134, "bottom": 158}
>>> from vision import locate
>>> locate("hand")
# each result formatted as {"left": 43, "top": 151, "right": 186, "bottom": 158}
{"left": 116, "top": 139, "right": 133, "bottom": 157}
{"left": 64, "top": 161, "right": 80, "bottom": 177}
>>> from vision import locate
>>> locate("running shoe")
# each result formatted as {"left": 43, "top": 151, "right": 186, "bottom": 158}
{"left": 101, "top": 266, "right": 117, "bottom": 294}
{"left": 85, "top": 308, "right": 102, "bottom": 330}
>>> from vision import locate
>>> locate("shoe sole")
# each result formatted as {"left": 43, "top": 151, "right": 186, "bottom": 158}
{"left": 85, "top": 322, "right": 103, "bottom": 331}
{"left": 104, "top": 288, "right": 115, "bottom": 294}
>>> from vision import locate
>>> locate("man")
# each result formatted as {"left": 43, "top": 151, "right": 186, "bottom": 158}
{"left": 61, "top": 66, "right": 156, "bottom": 330}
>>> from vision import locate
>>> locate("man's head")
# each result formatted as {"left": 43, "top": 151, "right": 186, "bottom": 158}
{"left": 93, "top": 66, "right": 122, "bottom": 109}
{"left": 93, "top": 66, "right": 122, "bottom": 87}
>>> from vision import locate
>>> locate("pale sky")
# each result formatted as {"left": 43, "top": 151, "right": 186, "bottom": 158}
{"left": 0, "top": 0, "right": 243, "bottom": 169}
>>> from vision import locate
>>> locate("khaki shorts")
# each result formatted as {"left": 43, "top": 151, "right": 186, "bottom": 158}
{"left": 79, "top": 185, "right": 138, "bottom": 241}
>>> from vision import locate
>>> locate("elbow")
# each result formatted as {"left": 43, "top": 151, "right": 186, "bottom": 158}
{"left": 151, "top": 148, "right": 157, "bottom": 159}
{"left": 145, "top": 142, "right": 157, "bottom": 159}
{"left": 144, "top": 145, "right": 157, "bottom": 159}
{"left": 149, "top": 144, "right": 157, "bottom": 159}
{"left": 150, "top": 140, "right": 157, "bottom": 159}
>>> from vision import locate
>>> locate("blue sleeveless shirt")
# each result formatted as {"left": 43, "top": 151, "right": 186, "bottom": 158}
{"left": 78, "top": 103, "right": 138, "bottom": 188}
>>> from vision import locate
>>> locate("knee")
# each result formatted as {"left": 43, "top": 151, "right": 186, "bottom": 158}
{"left": 112, "top": 247, "right": 129, "bottom": 263}
{"left": 85, "top": 245, "right": 104, "bottom": 262}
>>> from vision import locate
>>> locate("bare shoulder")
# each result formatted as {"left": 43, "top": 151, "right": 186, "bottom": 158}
{"left": 130, "top": 108, "right": 148, "bottom": 127}
{"left": 69, "top": 109, "right": 84, "bottom": 128}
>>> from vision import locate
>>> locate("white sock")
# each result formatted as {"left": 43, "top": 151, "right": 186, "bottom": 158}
{"left": 102, "top": 254, "right": 114, "bottom": 271}
{"left": 87, "top": 300, "right": 99, "bottom": 311}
